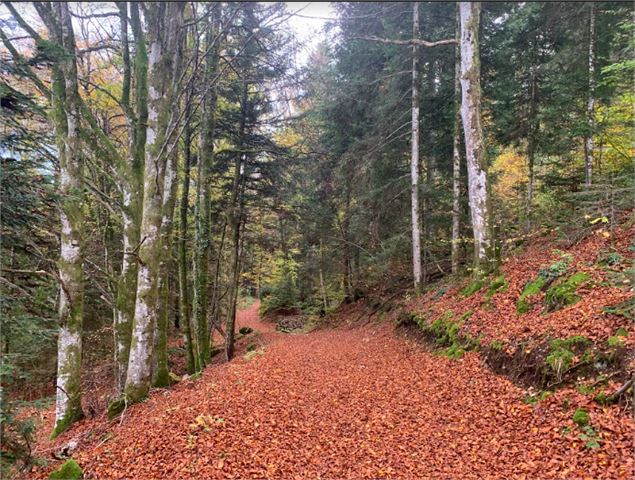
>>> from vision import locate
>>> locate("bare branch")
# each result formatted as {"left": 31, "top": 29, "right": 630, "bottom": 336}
{"left": 352, "top": 35, "right": 456, "bottom": 48}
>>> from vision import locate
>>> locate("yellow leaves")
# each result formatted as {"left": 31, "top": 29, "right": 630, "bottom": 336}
{"left": 189, "top": 414, "right": 225, "bottom": 432}
{"left": 491, "top": 147, "right": 528, "bottom": 201}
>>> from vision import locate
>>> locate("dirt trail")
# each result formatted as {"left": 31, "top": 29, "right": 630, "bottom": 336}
{"left": 71, "top": 303, "right": 632, "bottom": 479}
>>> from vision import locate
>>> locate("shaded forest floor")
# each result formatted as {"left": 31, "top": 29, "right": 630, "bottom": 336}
{"left": 31, "top": 304, "right": 633, "bottom": 479}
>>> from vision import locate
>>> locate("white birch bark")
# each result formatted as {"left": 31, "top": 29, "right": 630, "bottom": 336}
{"left": 459, "top": 2, "right": 491, "bottom": 272}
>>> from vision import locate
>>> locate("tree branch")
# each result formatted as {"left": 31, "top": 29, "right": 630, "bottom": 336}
{"left": 352, "top": 35, "right": 456, "bottom": 48}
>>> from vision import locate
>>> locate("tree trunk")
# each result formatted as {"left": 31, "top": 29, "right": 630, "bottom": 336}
{"left": 153, "top": 145, "right": 178, "bottom": 388}
{"left": 124, "top": 3, "right": 183, "bottom": 405}
{"left": 451, "top": 5, "right": 462, "bottom": 275}
{"left": 192, "top": 11, "right": 220, "bottom": 370}
{"left": 526, "top": 62, "right": 538, "bottom": 232}
{"left": 114, "top": 2, "right": 147, "bottom": 393}
{"left": 225, "top": 164, "right": 245, "bottom": 361}
{"left": 410, "top": 2, "right": 423, "bottom": 291}
{"left": 178, "top": 104, "right": 196, "bottom": 374}
{"left": 319, "top": 239, "right": 328, "bottom": 311}
{"left": 584, "top": 3, "right": 596, "bottom": 187}
{"left": 459, "top": 2, "right": 491, "bottom": 274}
{"left": 46, "top": 2, "right": 85, "bottom": 439}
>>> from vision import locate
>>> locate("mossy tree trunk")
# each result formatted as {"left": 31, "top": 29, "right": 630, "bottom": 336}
{"left": 192, "top": 8, "right": 220, "bottom": 370}
{"left": 114, "top": 2, "right": 147, "bottom": 393}
{"left": 451, "top": 4, "right": 463, "bottom": 275}
{"left": 584, "top": 3, "right": 596, "bottom": 187}
{"left": 179, "top": 100, "right": 196, "bottom": 375}
{"left": 154, "top": 148, "right": 178, "bottom": 387}
{"left": 35, "top": 2, "right": 85, "bottom": 439}
{"left": 124, "top": 2, "right": 184, "bottom": 405}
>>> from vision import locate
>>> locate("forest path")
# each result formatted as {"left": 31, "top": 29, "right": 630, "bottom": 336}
{"left": 75, "top": 304, "right": 630, "bottom": 479}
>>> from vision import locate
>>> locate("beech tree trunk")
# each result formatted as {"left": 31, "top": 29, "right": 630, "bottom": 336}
{"left": 43, "top": 2, "right": 85, "bottom": 439}
{"left": 410, "top": 2, "right": 423, "bottom": 291}
{"left": 451, "top": 4, "right": 462, "bottom": 275}
{"left": 584, "top": 3, "right": 596, "bottom": 187}
{"left": 459, "top": 2, "right": 491, "bottom": 273}
{"left": 114, "top": 2, "right": 147, "bottom": 393}
{"left": 124, "top": 2, "right": 183, "bottom": 405}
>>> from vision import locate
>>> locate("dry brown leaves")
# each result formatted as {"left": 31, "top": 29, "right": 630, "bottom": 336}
{"left": 28, "top": 300, "right": 633, "bottom": 479}
{"left": 408, "top": 221, "right": 634, "bottom": 346}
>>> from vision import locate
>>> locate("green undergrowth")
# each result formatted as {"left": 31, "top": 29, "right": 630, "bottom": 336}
{"left": 516, "top": 250, "right": 579, "bottom": 314}
{"left": 571, "top": 408, "right": 601, "bottom": 449}
{"left": 461, "top": 278, "right": 485, "bottom": 297}
{"left": 49, "top": 459, "right": 82, "bottom": 479}
{"left": 543, "top": 272, "right": 590, "bottom": 311}
{"left": 486, "top": 275, "right": 508, "bottom": 298}
{"left": 545, "top": 336, "right": 591, "bottom": 381}
{"left": 516, "top": 271, "right": 589, "bottom": 314}
{"left": 516, "top": 276, "right": 547, "bottom": 314}
{"left": 406, "top": 310, "right": 480, "bottom": 360}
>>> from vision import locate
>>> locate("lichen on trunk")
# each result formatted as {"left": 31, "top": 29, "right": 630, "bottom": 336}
{"left": 459, "top": 2, "right": 492, "bottom": 275}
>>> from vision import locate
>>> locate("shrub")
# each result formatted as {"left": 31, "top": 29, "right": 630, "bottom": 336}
{"left": 607, "top": 336, "right": 624, "bottom": 348}
{"left": 599, "top": 251, "right": 623, "bottom": 266}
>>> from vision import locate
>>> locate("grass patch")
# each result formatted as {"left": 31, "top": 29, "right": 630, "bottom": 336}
{"left": 516, "top": 276, "right": 547, "bottom": 314}
{"left": 461, "top": 278, "right": 484, "bottom": 297}
{"left": 486, "top": 275, "right": 508, "bottom": 298}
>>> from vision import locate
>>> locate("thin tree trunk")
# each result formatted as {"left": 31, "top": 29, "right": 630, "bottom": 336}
{"left": 44, "top": 2, "right": 85, "bottom": 439}
{"left": 410, "top": 2, "right": 422, "bottom": 291}
{"left": 319, "top": 239, "right": 328, "bottom": 311}
{"left": 154, "top": 145, "right": 178, "bottom": 388}
{"left": 584, "top": 3, "right": 596, "bottom": 187}
{"left": 192, "top": 8, "right": 220, "bottom": 369}
{"left": 225, "top": 163, "right": 245, "bottom": 361}
{"left": 451, "top": 5, "right": 462, "bottom": 275}
{"left": 178, "top": 104, "right": 196, "bottom": 374}
{"left": 123, "top": 3, "right": 183, "bottom": 406}
{"left": 209, "top": 218, "right": 227, "bottom": 339}
{"left": 459, "top": 2, "right": 491, "bottom": 273}
{"left": 526, "top": 62, "right": 538, "bottom": 232}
